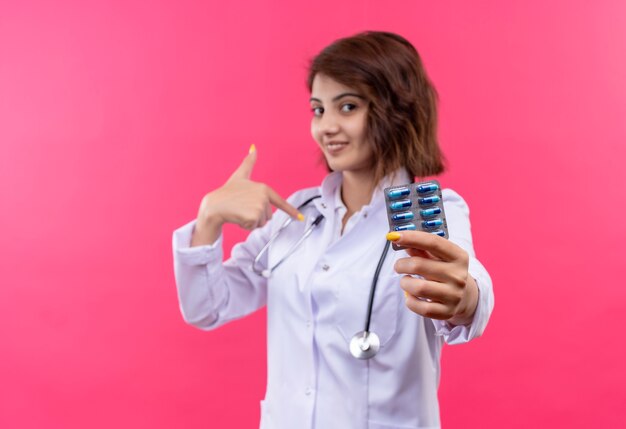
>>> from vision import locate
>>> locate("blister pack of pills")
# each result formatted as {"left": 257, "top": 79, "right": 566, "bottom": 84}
{"left": 383, "top": 180, "right": 449, "bottom": 250}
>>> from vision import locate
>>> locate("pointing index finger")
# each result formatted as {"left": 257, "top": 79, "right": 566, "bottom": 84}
{"left": 266, "top": 186, "right": 304, "bottom": 221}
{"left": 386, "top": 231, "right": 461, "bottom": 262}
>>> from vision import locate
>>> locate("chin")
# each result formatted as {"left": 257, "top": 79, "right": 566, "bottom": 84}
{"left": 326, "top": 161, "right": 349, "bottom": 172}
{"left": 322, "top": 151, "right": 371, "bottom": 174}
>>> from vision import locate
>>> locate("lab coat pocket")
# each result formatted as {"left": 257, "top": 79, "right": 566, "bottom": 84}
{"left": 335, "top": 271, "right": 400, "bottom": 347}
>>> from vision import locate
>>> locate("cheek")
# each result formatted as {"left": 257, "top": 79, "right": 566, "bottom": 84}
{"left": 353, "top": 118, "right": 373, "bottom": 159}
{"left": 349, "top": 122, "right": 368, "bottom": 146}
{"left": 349, "top": 112, "right": 368, "bottom": 140}
{"left": 311, "top": 121, "right": 324, "bottom": 146}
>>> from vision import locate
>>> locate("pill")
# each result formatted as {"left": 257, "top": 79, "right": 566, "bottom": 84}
{"left": 394, "top": 223, "right": 417, "bottom": 231}
{"left": 387, "top": 187, "right": 411, "bottom": 199}
{"left": 416, "top": 183, "right": 439, "bottom": 194}
{"left": 419, "top": 207, "right": 441, "bottom": 218}
{"left": 390, "top": 200, "right": 412, "bottom": 211}
{"left": 430, "top": 230, "right": 446, "bottom": 237}
{"left": 422, "top": 219, "right": 444, "bottom": 228}
{"left": 418, "top": 196, "right": 440, "bottom": 206}
{"left": 392, "top": 211, "right": 415, "bottom": 221}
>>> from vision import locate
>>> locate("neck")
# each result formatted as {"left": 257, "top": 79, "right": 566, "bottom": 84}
{"left": 340, "top": 169, "right": 377, "bottom": 215}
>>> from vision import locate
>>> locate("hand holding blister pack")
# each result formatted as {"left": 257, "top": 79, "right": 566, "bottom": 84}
{"left": 383, "top": 180, "right": 449, "bottom": 251}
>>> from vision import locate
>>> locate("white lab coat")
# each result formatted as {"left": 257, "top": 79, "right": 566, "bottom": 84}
{"left": 172, "top": 170, "right": 494, "bottom": 429}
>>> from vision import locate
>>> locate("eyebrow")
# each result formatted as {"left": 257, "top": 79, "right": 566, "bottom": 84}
{"left": 309, "top": 92, "right": 366, "bottom": 103}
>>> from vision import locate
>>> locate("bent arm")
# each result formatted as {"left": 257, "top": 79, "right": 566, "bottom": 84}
{"left": 172, "top": 219, "right": 272, "bottom": 330}
{"left": 431, "top": 189, "right": 495, "bottom": 344}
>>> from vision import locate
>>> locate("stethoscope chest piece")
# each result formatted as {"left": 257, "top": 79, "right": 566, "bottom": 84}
{"left": 349, "top": 331, "right": 380, "bottom": 359}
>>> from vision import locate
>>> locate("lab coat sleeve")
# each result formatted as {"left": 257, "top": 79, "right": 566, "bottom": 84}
{"left": 430, "top": 189, "right": 495, "bottom": 345}
{"left": 172, "top": 217, "right": 273, "bottom": 331}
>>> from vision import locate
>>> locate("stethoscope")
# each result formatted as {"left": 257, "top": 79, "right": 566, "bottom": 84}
{"left": 252, "top": 196, "right": 391, "bottom": 359}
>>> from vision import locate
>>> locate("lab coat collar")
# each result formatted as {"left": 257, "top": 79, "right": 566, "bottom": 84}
{"left": 371, "top": 168, "right": 413, "bottom": 208}
{"left": 314, "top": 168, "right": 413, "bottom": 215}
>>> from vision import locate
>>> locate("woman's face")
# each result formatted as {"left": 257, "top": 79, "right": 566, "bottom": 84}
{"left": 310, "top": 74, "right": 374, "bottom": 175}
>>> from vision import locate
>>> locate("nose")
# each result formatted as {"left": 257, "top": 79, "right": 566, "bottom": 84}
{"left": 317, "top": 111, "right": 340, "bottom": 136}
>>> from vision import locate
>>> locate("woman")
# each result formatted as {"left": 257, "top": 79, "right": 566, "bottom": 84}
{"left": 173, "top": 31, "right": 494, "bottom": 429}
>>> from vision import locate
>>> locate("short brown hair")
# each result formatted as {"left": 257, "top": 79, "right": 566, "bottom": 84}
{"left": 307, "top": 31, "right": 445, "bottom": 185}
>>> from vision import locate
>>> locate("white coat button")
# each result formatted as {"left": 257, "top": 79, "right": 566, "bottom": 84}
{"left": 322, "top": 264, "right": 330, "bottom": 271}
{"left": 305, "top": 387, "right": 313, "bottom": 395}
{"left": 321, "top": 203, "right": 327, "bottom": 209}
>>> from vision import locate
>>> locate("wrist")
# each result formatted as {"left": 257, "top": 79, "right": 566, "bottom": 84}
{"left": 191, "top": 211, "right": 224, "bottom": 247}
{"left": 198, "top": 207, "right": 225, "bottom": 229}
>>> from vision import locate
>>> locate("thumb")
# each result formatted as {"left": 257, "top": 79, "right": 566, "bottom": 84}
{"left": 229, "top": 144, "right": 257, "bottom": 180}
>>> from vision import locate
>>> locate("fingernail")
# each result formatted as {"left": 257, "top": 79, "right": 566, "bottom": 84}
{"left": 249, "top": 144, "right": 256, "bottom": 154}
{"left": 386, "top": 232, "right": 401, "bottom": 241}
{"left": 297, "top": 213, "right": 305, "bottom": 222}
{"left": 404, "top": 290, "right": 409, "bottom": 298}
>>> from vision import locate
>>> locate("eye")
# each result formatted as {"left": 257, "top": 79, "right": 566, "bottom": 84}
{"left": 311, "top": 106, "right": 324, "bottom": 117}
{"left": 341, "top": 103, "right": 357, "bottom": 113}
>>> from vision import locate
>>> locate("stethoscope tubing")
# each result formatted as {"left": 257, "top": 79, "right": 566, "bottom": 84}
{"left": 364, "top": 240, "right": 391, "bottom": 333}
{"left": 267, "top": 214, "right": 324, "bottom": 274}
{"left": 252, "top": 196, "right": 322, "bottom": 278}
{"left": 251, "top": 194, "right": 391, "bottom": 359}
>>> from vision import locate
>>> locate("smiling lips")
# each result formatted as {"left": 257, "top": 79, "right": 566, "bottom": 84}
{"left": 325, "top": 141, "right": 349, "bottom": 154}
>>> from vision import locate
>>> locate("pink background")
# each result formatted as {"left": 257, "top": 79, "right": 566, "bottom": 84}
{"left": 1, "top": 1, "right": 625, "bottom": 428}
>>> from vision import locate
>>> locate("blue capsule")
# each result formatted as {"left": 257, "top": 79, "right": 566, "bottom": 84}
{"left": 422, "top": 218, "right": 444, "bottom": 229}
{"left": 418, "top": 196, "right": 440, "bottom": 206}
{"left": 387, "top": 187, "right": 411, "bottom": 199}
{"left": 419, "top": 207, "right": 441, "bottom": 218}
{"left": 430, "top": 230, "right": 446, "bottom": 237}
{"left": 392, "top": 211, "right": 415, "bottom": 221}
{"left": 416, "top": 183, "right": 439, "bottom": 194}
{"left": 390, "top": 200, "right": 412, "bottom": 211}
{"left": 394, "top": 223, "right": 417, "bottom": 231}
